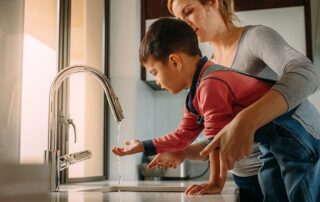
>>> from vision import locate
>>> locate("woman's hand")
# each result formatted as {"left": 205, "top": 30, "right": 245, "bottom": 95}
{"left": 112, "top": 140, "right": 144, "bottom": 156}
{"left": 147, "top": 150, "right": 185, "bottom": 170}
{"left": 184, "top": 183, "right": 222, "bottom": 195}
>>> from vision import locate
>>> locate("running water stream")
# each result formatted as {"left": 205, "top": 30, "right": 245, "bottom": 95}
{"left": 117, "top": 122, "right": 122, "bottom": 186}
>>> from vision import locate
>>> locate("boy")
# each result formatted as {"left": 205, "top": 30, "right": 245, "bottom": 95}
{"left": 112, "top": 18, "right": 320, "bottom": 201}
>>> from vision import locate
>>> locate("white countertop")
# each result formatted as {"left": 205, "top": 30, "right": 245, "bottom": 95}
{"left": 0, "top": 163, "right": 238, "bottom": 202}
{"left": 0, "top": 180, "right": 238, "bottom": 202}
{"left": 52, "top": 180, "right": 238, "bottom": 202}
{"left": 52, "top": 190, "right": 237, "bottom": 202}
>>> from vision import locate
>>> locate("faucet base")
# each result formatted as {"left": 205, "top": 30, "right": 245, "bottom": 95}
{"left": 45, "top": 150, "right": 60, "bottom": 191}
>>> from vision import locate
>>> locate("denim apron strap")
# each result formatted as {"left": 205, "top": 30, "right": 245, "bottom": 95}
{"left": 186, "top": 57, "right": 208, "bottom": 125}
{"left": 187, "top": 62, "right": 277, "bottom": 126}
{"left": 201, "top": 64, "right": 277, "bottom": 84}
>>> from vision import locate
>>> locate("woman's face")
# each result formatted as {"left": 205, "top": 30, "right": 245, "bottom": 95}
{"left": 171, "top": 0, "right": 223, "bottom": 42}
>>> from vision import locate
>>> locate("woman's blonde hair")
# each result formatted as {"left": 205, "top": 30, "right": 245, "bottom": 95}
{"left": 167, "top": 0, "right": 237, "bottom": 27}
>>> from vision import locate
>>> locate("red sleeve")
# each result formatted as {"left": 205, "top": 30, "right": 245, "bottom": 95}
{"left": 196, "top": 77, "right": 235, "bottom": 138}
{"left": 153, "top": 107, "right": 204, "bottom": 153}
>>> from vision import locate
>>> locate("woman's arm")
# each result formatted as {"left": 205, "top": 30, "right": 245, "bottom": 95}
{"left": 201, "top": 26, "right": 320, "bottom": 178}
{"left": 246, "top": 25, "right": 320, "bottom": 110}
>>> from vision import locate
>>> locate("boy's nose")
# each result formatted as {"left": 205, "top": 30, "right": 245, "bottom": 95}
{"left": 156, "top": 80, "right": 160, "bottom": 86}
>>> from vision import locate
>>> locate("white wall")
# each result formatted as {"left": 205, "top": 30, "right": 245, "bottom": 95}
{"left": 109, "top": 0, "right": 154, "bottom": 180}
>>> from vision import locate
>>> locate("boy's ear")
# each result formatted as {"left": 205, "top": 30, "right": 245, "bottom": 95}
{"left": 168, "top": 53, "right": 183, "bottom": 72}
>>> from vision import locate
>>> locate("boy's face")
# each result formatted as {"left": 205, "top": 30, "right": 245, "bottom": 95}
{"left": 144, "top": 56, "right": 186, "bottom": 94}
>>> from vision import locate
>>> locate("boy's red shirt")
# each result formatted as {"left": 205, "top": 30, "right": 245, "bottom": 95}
{"left": 153, "top": 61, "right": 273, "bottom": 154}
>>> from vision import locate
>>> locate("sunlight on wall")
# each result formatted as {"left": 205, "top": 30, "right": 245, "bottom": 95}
{"left": 20, "top": 34, "right": 57, "bottom": 163}
{"left": 20, "top": 0, "right": 57, "bottom": 164}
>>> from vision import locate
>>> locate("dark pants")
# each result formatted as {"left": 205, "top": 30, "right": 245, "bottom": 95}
{"left": 233, "top": 174, "right": 263, "bottom": 202}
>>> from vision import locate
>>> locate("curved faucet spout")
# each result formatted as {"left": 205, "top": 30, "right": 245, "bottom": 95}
{"left": 46, "top": 65, "right": 124, "bottom": 191}
{"left": 48, "top": 65, "right": 124, "bottom": 151}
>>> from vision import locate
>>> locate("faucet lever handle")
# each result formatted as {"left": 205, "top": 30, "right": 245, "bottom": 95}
{"left": 66, "top": 118, "right": 77, "bottom": 143}
{"left": 61, "top": 116, "right": 77, "bottom": 143}
{"left": 60, "top": 150, "right": 92, "bottom": 171}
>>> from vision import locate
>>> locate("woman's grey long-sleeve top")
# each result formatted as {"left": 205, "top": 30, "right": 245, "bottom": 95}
{"left": 230, "top": 25, "right": 320, "bottom": 177}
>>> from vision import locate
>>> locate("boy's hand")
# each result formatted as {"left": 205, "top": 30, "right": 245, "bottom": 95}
{"left": 112, "top": 140, "right": 144, "bottom": 156}
{"left": 200, "top": 117, "right": 254, "bottom": 179}
{"left": 184, "top": 183, "right": 222, "bottom": 195}
{"left": 147, "top": 150, "right": 185, "bottom": 170}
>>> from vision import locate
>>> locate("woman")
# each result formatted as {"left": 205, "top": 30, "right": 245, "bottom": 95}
{"left": 149, "top": 0, "right": 320, "bottom": 200}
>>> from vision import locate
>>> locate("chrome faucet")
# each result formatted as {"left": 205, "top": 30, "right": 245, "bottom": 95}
{"left": 45, "top": 65, "right": 124, "bottom": 191}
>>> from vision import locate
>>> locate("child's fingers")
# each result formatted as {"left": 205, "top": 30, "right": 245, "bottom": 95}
{"left": 184, "top": 184, "right": 197, "bottom": 195}
{"left": 147, "top": 155, "right": 160, "bottom": 170}
{"left": 113, "top": 147, "right": 132, "bottom": 156}
{"left": 111, "top": 147, "right": 120, "bottom": 152}
{"left": 146, "top": 163, "right": 154, "bottom": 170}
{"left": 164, "top": 161, "right": 172, "bottom": 169}
{"left": 191, "top": 186, "right": 205, "bottom": 195}
{"left": 111, "top": 148, "right": 117, "bottom": 155}
{"left": 196, "top": 187, "right": 209, "bottom": 195}
{"left": 197, "top": 185, "right": 220, "bottom": 195}
{"left": 112, "top": 148, "right": 122, "bottom": 156}
{"left": 185, "top": 184, "right": 200, "bottom": 195}
{"left": 112, "top": 148, "right": 121, "bottom": 155}
{"left": 186, "top": 185, "right": 202, "bottom": 195}
{"left": 200, "top": 136, "right": 221, "bottom": 157}
{"left": 156, "top": 162, "right": 165, "bottom": 169}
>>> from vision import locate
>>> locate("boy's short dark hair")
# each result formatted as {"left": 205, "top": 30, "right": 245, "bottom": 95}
{"left": 139, "top": 17, "right": 202, "bottom": 64}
